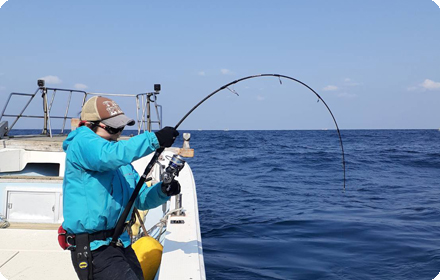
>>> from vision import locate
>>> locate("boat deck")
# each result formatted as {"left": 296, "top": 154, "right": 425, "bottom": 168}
{"left": 0, "top": 228, "right": 77, "bottom": 280}
{"left": 0, "top": 135, "right": 141, "bottom": 152}
{"left": 1, "top": 135, "right": 66, "bottom": 152}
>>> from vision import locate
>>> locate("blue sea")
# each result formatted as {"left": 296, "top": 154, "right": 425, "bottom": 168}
{"left": 182, "top": 130, "right": 440, "bottom": 280}
{"left": 8, "top": 129, "right": 440, "bottom": 279}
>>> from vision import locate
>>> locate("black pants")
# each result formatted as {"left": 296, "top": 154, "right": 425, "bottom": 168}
{"left": 71, "top": 245, "right": 144, "bottom": 280}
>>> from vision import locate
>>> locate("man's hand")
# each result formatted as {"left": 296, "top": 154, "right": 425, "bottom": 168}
{"left": 154, "top": 127, "right": 179, "bottom": 147}
{"left": 161, "top": 179, "right": 181, "bottom": 196}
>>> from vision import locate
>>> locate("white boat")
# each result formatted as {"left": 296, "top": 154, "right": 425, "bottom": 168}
{"left": 0, "top": 80, "right": 205, "bottom": 280}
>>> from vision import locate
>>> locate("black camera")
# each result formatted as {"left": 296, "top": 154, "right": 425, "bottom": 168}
{"left": 154, "top": 84, "right": 161, "bottom": 93}
{"left": 37, "top": 79, "right": 45, "bottom": 88}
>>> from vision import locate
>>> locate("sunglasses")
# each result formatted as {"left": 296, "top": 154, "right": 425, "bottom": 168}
{"left": 100, "top": 124, "right": 124, "bottom": 134}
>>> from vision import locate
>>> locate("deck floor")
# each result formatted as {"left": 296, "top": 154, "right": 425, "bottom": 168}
{"left": 0, "top": 228, "right": 77, "bottom": 280}
{"left": 1, "top": 135, "right": 66, "bottom": 152}
{"left": 1, "top": 135, "right": 135, "bottom": 152}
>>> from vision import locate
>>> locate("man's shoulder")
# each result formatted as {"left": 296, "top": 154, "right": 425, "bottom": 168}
{"left": 65, "top": 127, "right": 104, "bottom": 155}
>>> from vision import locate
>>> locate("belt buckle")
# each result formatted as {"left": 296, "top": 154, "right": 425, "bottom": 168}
{"left": 66, "top": 235, "right": 76, "bottom": 250}
{"left": 115, "top": 239, "right": 124, "bottom": 247}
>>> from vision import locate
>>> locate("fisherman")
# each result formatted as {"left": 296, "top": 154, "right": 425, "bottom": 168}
{"left": 60, "top": 96, "right": 180, "bottom": 280}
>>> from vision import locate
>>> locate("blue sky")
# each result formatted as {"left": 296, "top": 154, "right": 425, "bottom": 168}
{"left": 0, "top": 0, "right": 439, "bottom": 130}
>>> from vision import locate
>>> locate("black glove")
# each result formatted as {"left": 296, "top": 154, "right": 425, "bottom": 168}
{"left": 155, "top": 127, "right": 179, "bottom": 147}
{"left": 161, "top": 179, "right": 181, "bottom": 196}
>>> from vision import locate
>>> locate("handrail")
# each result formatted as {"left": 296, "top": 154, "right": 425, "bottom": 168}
{"left": 0, "top": 81, "right": 163, "bottom": 137}
{"left": 0, "top": 90, "right": 40, "bottom": 131}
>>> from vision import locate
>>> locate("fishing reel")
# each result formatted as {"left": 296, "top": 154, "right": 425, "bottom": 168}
{"left": 163, "top": 154, "right": 186, "bottom": 186}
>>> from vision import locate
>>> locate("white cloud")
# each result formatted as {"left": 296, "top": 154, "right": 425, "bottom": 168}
{"left": 420, "top": 79, "right": 440, "bottom": 90}
{"left": 0, "top": 86, "right": 6, "bottom": 91}
{"left": 337, "top": 92, "right": 356, "bottom": 98}
{"left": 220, "top": 69, "right": 233, "bottom": 75}
{"left": 198, "top": 71, "right": 206, "bottom": 76}
{"left": 74, "top": 83, "right": 88, "bottom": 90}
{"left": 407, "top": 86, "right": 418, "bottom": 91}
{"left": 39, "top": 75, "right": 62, "bottom": 84}
{"left": 323, "top": 85, "right": 338, "bottom": 91}
{"left": 256, "top": 95, "right": 265, "bottom": 101}
{"left": 344, "top": 78, "right": 361, "bottom": 86}
{"left": 433, "top": 0, "right": 440, "bottom": 8}
{"left": 0, "top": 0, "right": 8, "bottom": 9}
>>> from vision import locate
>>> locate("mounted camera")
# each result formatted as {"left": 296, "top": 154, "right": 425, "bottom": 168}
{"left": 154, "top": 84, "right": 161, "bottom": 93}
{"left": 37, "top": 79, "right": 45, "bottom": 88}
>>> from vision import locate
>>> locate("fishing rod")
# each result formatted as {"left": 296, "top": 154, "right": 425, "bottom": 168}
{"left": 111, "top": 73, "right": 346, "bottom": 245}
{"left": 175, "top": 73, "right": 346, "bottom": 189}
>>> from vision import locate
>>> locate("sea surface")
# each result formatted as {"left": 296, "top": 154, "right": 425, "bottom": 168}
{"left": 181, "top": 130, "right": 440, "bottom": 280}
{"left": 8, "top": 129, "right": 440, "bottom": 279}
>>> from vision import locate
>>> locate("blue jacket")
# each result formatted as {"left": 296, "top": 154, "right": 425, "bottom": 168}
{"left": 62, "top": 126, "right": 169, "bottom": 250}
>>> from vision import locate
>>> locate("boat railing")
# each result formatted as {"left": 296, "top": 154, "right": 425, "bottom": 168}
{"left": 0, "top": 80, "right": 162, "bottom": 138}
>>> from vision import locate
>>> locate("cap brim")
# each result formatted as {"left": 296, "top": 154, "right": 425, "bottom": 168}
{"left": 102, "top": 114, "right": 135, "bottom": 128}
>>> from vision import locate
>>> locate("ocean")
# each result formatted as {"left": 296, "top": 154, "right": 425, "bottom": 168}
{"left": 182, "top": 130, "right": 440, "bottom": 280}
{"left": 7, "top": 129, "right": 440, "bottom": 279}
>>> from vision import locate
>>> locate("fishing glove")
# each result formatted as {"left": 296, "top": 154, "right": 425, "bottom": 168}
{"left": 161, "top": 179, "right": 181, "bottom": 196}
{"left": 154, "top": 127, "right": 179, "bottom": 147}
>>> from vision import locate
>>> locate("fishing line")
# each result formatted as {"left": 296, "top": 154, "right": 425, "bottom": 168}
{"left": 174, "top": 74, "right": 346, "bottom": 190}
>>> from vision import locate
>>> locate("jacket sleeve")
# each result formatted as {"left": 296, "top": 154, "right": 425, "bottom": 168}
{"left": 72, "top": 130, "right": 160, "bottom": 172}
{"left": 134, "top": 171, "right": 169, "bottom": 210}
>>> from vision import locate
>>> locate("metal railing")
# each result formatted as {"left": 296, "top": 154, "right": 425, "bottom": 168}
{"left": 0, "top": 81, "right": 163, "bottom": 137}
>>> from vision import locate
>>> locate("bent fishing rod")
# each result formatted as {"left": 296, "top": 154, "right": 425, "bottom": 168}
{"left": 111, "top": 73, "right": 346, "bottom": 245}
{"left": 175, "top": 74, "right": 346, "bottom": 189}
